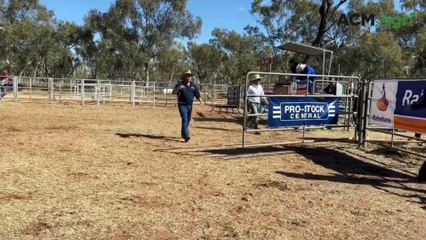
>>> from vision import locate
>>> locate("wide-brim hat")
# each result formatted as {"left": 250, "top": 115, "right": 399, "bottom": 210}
{"left": 250, "top": 73, "right": 262, "bottom": 82}
{"left": 181, "top": 70, "right": 193, "bottom": 80}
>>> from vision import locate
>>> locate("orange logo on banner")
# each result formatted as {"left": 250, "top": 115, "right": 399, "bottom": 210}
{"left": 377, "top": 83, "right": 389, "bottom": 111}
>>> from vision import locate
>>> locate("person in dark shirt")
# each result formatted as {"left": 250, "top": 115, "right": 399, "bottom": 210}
{"left": 172, "top": 70, "right": 203, "bottom": 142}
{"left": 324, "top": 79, "right": 337, "bottom": 95}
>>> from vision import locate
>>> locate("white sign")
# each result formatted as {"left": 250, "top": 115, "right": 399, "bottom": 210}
{"left": 369, "top": 80, "right": 398, "bottom": 128}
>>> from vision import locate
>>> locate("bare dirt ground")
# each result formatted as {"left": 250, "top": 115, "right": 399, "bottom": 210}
{"left": 0, "top": 101, "right": 425, "bottom": 240}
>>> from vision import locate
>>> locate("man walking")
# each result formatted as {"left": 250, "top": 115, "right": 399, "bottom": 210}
{"left": 173, "top": 70, "right": 203, "bottom": 142}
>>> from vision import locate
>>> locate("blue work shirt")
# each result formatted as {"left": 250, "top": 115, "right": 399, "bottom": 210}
{"left": 291, "top": 65, "right": 317, "bottom": 93}
{"left": 173, "top": 81, "right": 201, "bottom": 105}
{"left": 297, "top": 65, "right": 317, "bottom": 81}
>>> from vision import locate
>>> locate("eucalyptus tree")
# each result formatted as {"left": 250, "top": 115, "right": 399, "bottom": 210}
{"left": 85, "top": 0, "right": 201, "bottom": 84}
{"left": 187, "top": 42, "right": 227, "bottom": 83}
{"left": 0, "top": 0, "right": 54, "bottom": 76}
{"left": 208, "top": 28, "right": 259, "bottom": 84}
{"left": 156, "top": 41, "right": 187, "bottom": 83}
{"left": 312, "top": 0, "right": 349, "bottom": 47}
{"left": 0, "top": 0, "right": 81, "bottom": 77}
{"left": 329, "top": 0, "right": 397, "bottom": 76}
{"left": 248, "top": 0, "right": 345, "bottom": 68}
{"left": 398, "top": 0, "right": 425, "bottom": 76}
{"left": 249, "top": 0, "right": 349, "bottom": 48}
{"left": 339, "top": 32, "right": 404, "bottom": 79}
{"left": 36, "top": 21, "right": 84, "bottom": 78}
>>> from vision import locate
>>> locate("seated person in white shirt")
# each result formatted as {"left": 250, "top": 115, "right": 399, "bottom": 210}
{"left": 247, "top": 74, "right": 268, "bottom": 129}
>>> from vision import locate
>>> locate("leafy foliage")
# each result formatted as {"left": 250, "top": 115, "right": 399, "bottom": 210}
{"left": 0, "top": 0, "right": 423, "bottom": 81}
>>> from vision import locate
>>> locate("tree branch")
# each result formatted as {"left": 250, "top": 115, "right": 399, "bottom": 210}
{"left": 331, "top": 0, "right": 348, "bottom": 17}
{"left": 324, "top": 21, "right": 336, "bottom": 33}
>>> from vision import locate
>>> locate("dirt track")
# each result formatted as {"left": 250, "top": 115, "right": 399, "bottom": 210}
{"left": 0, "top": 102, "right": 424, "bottom": 239}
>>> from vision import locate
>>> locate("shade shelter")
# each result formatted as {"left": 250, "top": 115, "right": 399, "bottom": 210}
{"left": 278, "top": 42, "right": 333, "bottom": 75}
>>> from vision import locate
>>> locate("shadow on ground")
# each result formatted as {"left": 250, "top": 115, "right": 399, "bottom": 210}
{"left": 115, "top": 132, "right": 182, "bottom": 142}
{"left": 202, "top": 146, "right": 292, "bottom": 156}
{"left": 193, "top": 117, "right": 243, "bottom": 124}
{"left": 276, "top": 145, "right": 426, "bottom": 209}
{"left": 194, "top": 126, "right": 238, "bottom": 132}
{"left": 192, "top": 112, "right": 243, "bottom": 125}
{"left": 155, "top": 145, "right": 294, "bottom": 159}
{"left": 303, "top": 137, "right": 356, "bottom": 145}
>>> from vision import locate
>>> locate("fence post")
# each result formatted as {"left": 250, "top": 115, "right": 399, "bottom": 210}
{"left": 70, "top": 79, "right": 74, "bottom": 100}
{"left": 165, "top": 83, "right": 168, "bottom": 106}
{"left": 153, "top": 82, "right": 156, "bottom": 107}
{"left": 48, "top": 78, "right": 54, "bottom": 103}
{"left": 357, "top": 80, "right": 365, "bottom": 148}
{"left": 344, "top": 93, "right": 349, "bottom": 131}
{"left": 131, "top": 80, "right": 136, "bottom": 107}
{"left": 13, "top": 76, "right": 18, "bottom": 103}
{"left": 81, "top": 79, "right": 85, "bottom": 106}
{"left": 29, "top": 77, "right": 32, "bottom": 100}
{"left": 349, "top": 81, "right": 355, "bottom": 132}
{"left": 96, "top": 79, "right": 100, "bottom": 106}
{"left": 212, "top": 84, "right": 215, "bottom": 105}
{"left": 360, "top": 79, "right": 369, "bottom": 149}
{"left": 58, "top": 85, "right": 61, "bottom": 101}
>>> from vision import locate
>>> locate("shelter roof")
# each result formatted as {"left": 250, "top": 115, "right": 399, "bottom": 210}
{"left": 278, "top": 42, "right": 332, "bottom": 56}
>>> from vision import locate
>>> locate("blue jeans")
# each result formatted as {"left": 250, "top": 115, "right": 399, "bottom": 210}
{"left": 178, "top": 105, "right": 192, "bottom": 139}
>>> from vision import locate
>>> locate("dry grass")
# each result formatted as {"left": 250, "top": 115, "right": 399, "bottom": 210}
{"left": 0, "top": 101, "right": 425, "bottom": 240}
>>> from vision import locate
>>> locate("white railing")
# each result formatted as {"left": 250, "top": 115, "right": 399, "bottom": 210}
{"left": 1, "top": 76, "right": 235, "bottom": 107}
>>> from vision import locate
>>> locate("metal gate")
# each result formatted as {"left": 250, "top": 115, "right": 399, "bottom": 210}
{"left": 242, "top": 71, "right": 360, "bottom": 147}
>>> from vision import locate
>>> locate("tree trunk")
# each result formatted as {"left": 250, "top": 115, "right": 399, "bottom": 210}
{"left": 312, "top": 0, "right": 329, "bottom": 47}
{"left": 33, "top": 65, "right": 38, "bottom": 78}
{"left": 169, "top": 72, "right": 174, "bottom": 84}
{"left": 308, "top": 0, "right": 347, "bottom": 63}
{"left": 306, "top": 0, "right": 329, "bottom": 63}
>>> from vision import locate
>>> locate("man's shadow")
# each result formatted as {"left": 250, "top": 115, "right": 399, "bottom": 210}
{"left": 192, "top": 115, "right": 244, "bottom": 124}
{"left": 276, "top": 146, "right": 426, "bottom": 209}
{"left": 115, "top": 132, "right": 182, "bottom": 142}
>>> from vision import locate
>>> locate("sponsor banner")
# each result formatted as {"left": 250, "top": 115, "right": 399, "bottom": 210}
{"left": 268, "top": 97, "right": 339, "bottom": 127}
{"left": 370, "top": 79, "right": 426, "bottom": 133}
{"left": 394, "top": 81, "right": 426, "bottom": 118}
{"left": 369, "top": 80, "right": 398, "bottom": 128}
{"left": 394, "top": 116, "right": 426, "bottom": 133}
{"left": 394, "top": 80, "right": 426, "bottom": 133}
